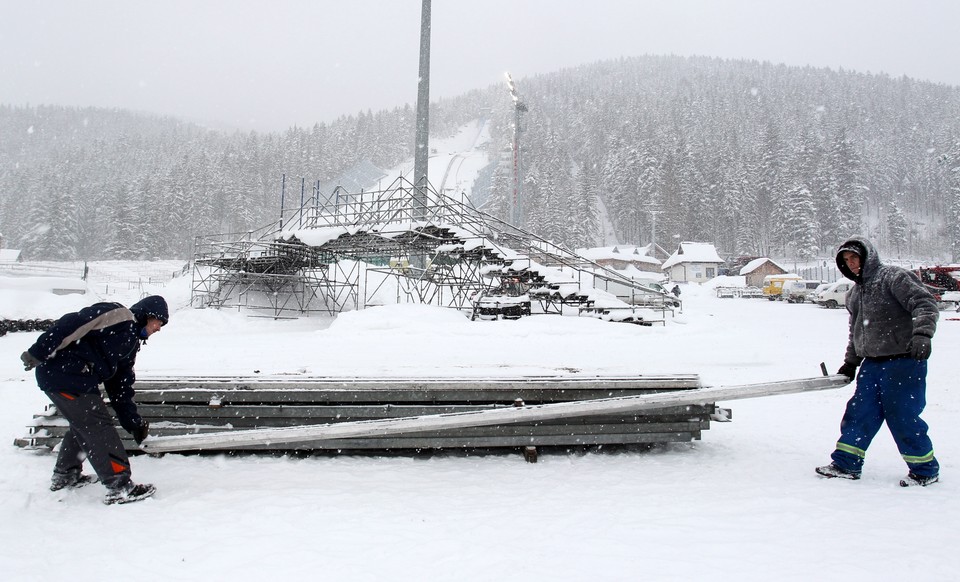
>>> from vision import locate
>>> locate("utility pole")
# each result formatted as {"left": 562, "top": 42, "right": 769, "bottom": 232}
{"left": 413, "top": 0, "right": 431, "bottom": 218}
{"left": 646, "top": 205, "right": 663, "bottom": 250}
{"left": 505, "top": 72, "right": 527, "bottom": 226}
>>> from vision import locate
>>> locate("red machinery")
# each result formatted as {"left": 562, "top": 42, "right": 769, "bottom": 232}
{"left": 916, "top": 265, "right": 960, "bottom": 299}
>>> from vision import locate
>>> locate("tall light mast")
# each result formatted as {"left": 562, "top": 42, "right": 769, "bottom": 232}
{"left": 413, "top": 0, "right": 431, "bottom": 217}
{"left": 505, "top": 72, "right": 527, "bottom": 226}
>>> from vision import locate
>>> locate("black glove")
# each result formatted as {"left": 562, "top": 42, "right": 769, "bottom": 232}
{"left": 132, "top": 421, "right": 150, "bottom": 445}
{"left": 20, "top": 351, "right": 42, "bottom": 371}
{"left": 910, "top": 336, "right": 932, "bottom": 360}
{"left": 837, "top": 362, "right": 858, "bottom": 382}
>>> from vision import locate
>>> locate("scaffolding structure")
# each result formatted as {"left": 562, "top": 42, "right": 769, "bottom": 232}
{"left": 192, "top": 176, "right": 674, "bottom": 321}
{"left": 192, "top": 227, "right": 360, "bottom": 317}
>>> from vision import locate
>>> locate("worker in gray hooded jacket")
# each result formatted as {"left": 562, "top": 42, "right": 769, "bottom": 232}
{"left": 816, "top": 236, "right": 940, "bottom": 487}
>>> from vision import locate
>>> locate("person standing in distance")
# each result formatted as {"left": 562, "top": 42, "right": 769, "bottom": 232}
{"left": 21, "top": 295, "right": 169, "bottom": 504}
{"left": 816, "top": 237, "right": 940, "bottom": 486}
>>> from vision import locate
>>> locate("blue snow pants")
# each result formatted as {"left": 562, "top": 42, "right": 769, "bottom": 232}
{"left": 831, "top": 357, "right": 939, "bottom": 477}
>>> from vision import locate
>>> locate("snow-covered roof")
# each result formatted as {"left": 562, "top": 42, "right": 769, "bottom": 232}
{"left": 0, "top": 249, "right": 22, "bottom": 263}
{"left": 739, "top": 257, "right": 786, "bottom": 275}
{"left": 617, "top": 265, "right": 667, "bottom": 281}
{"left": 282, "top": 227, "right": 350, "bottom": 247}
{"left": 282, "top": 220, "right": 478, "bottom": 250}
{"left": 661, "top": 242, "right": 724, "bottom": 269}
{"left": 576, "top": 245, "right": 660, "bottom": 266}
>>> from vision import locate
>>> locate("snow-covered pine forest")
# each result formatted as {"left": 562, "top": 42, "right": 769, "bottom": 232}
{"left": 2, "top": 55, "right": 959, "bottom": 262}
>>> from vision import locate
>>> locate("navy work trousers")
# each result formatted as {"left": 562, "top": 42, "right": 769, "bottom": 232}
{"left": 831, "top": 357, "right": 939, "bottom": 477}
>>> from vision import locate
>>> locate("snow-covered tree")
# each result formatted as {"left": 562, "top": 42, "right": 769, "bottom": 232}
{"left": 483, "top": 159, "right": 516, "bottom": 223}
{"left": 105, "top": 184, "right": 140, "bottom": 259}
{"left": 781, "top": 184, "right": 819, "bottom": 260}
{"left": 886, "top": 199, "right": 908, "bottom": 258}
{"left": 821, "top": 128, "right": 866, "bottom": 244}
{"left": 19, "top": 161, "right": 81, "bottom": 260}
{"left": 569, "top": 161, "right": 600, "bottom": 248}
{"left": 944, "top": 143, "right": 960, "bottom": 261}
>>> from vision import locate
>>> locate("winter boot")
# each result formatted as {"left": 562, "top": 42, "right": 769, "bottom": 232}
{"left": 50, "top": 471, "right": 99, "bottom": 492}
{"left": 815, "top": 463, "right": 861, "bottom": 480}
{"left": 103, "top": 483, "right": 156, "bottom": 505}
{"left": 899, "top": 472, "right": 939, "bottom": 487}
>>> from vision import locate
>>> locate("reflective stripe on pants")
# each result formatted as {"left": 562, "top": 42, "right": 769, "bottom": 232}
{"left": 830, "top": 357, "right": 938, "bottom": 477}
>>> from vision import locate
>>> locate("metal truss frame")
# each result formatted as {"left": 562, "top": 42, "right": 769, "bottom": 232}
{"left": 191, "top": 176, "right": 671, "bottom": 320}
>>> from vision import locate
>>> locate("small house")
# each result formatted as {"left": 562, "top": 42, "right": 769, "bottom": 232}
{"left": 639, "top": 242, "right": 672, "bottom": 264}
{"left": 738, "top": 258, "right": 788, "bottom": 289}
{"left": 577, "top": 245, "right": 661, "bottom": 274}
{"left": 661, "top": 242, "right": 725, "bottom": 283}
{"left": 0, "top": 249, "right": 23, "bottom": 264}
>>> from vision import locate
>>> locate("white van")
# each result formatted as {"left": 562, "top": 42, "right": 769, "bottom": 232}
{"left": 815, "top": 280, "right": 854, "bottom": 309}
{"left": 782, "top": 279, "right": 827, "bottom": 303}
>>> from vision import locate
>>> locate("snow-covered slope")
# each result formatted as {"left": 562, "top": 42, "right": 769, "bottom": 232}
{"left": 371, "top": 119, "right": 492, "bottom": 202}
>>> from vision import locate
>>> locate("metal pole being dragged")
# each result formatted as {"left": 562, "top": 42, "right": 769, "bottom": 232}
{"left": 140, "top": 375, "right": 850, "bottom": 453}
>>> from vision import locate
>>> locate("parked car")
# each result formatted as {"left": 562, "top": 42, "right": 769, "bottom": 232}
{"left": 815, "top": 280, "right": 853, "bottom": 308}
{"left": 782, "top": 280, "right": 828, "bottom": 303}
{"left": 941, "top": 291, "right": 960, "bottom": 311}
{"left": 762, "top": 274, "right": 802, "bottom": 300}
{"left": 716, "top": 287, "right": 736, "bottom": 298}
{"left": 644, "top": 282, "right": 682, "bottom": 307}
{"left": 601, "top": 278, "right": 681, "bottom": 308}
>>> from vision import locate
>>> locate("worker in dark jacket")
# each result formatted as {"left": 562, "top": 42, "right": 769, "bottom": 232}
{"left": 816, "top": 237, "right": 940, "bottom": 487}
{"left": 21, "top": 295, "right": 169, "bottom": 504}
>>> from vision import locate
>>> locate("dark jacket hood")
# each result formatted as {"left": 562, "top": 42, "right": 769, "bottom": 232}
{"left": 130, "top": 295, "right": 169, "bottom": 327}
{"left": 836, "top": 236, "right": 879, "bottom": 284}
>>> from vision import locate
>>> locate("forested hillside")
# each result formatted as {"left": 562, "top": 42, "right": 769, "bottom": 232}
{"left": 0, "top": 103, "right": 463, "bottom": 259}
{"left": 483, "top": 56, "right": 960, "bottom": 262}
{"left": 2, "top": 55, "right": 959, "bottom": 262}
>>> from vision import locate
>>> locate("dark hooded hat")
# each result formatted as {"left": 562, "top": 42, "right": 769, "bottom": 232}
{"left": 835, "top": 238, "right": 871, "bottom": 283}
{"left": 130, "top": 295, "right": 169, "bottom": 327}
{"left": 837, "top": 242, "right": 865, "bottom": 258}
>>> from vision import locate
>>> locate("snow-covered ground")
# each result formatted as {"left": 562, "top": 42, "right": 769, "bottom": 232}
{"left": 1, "top": 269, "right": 957, "bottom": 581}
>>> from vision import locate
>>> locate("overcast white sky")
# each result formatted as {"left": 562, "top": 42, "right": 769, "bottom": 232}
{"left": 3, "top": 0, "right": 958, "bottom": 132}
